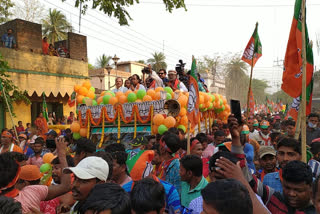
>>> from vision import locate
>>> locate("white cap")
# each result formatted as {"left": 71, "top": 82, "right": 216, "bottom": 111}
{"left": 29, "top": 135, "right": 38, "bottom": 144}
{"left": 63, "top": 156, "right": 109, "bottom": 182}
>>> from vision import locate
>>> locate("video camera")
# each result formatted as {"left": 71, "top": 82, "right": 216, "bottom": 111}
{"left": 175, "top": 60, "right": 186, "bottom": 75}
{"left": 141, "top": 67, "right": 151, "bottom": 74}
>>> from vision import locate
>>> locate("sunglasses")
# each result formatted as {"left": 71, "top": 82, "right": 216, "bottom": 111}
{"left": 158, "top": 73, "right": 165, "bottom": 75}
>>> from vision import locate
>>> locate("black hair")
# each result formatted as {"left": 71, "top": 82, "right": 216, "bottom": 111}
{"left": 94, "top": 151, "right": 113, "bottom": 181}
{"left": 286, "top": 120, "right": 296, "bottom": 127}
{"left": 270, "top": 132, "right": 281, "bottom": 143}
{"left": 17, "top": 178, "right": 40, "bottom": 185}
{"left": 277, "top": 137, "right": 301, "bottom": 155}
{"left": 313, "top": 175, "right": 320, "bottom": 199}
{"left": 308, "top": 113, "right": 319, "bottom": 119}
{"left": 131, "top": 178, "right": 165, "bottom": 214}
{"left": 310, "top": 142, "right": 320, "bottom": 156}
{"left": 201, "top": 179, "right": 253, "bottom": 214}
{"left": 26, "top": 123, "right": 30, "bottom": 126}
{"left": 196, "top": 133, "right": 208, "bottom": 144}
{"left": 75, "top": 138, "right": 96, "bottom": 155}
{"left": 180, "top": 155, "right": 202, "bottom": 177}
{"left": 65, "top": 128, "right": 72, "bottom": 134}
{"left": 34, "top": 137, "right": 44, "bottom": 145}
{"left": 152, "top": 144, "right": 160, "bottom": 155}
{"left": 180, "top": 139, "right": 188, "bottom": 150}
{"left": 51, "top": 155, "right": 75, "bottom": 167}
{"left": 159, "top": 68, "right": 166, "bottom": 73}
{"left": 162, "top": 132, "right": 180, "bottom": 154}
{"left": 0, "top": 196, "right": 22, "bottom": 214}
{"left": 212, "top": 123, "right": 219, "bottom": 128}
{"left": 79, "top": 183, "right": 131, "bottom": 214}
{"left": 105, "top": 143, "right": 126, "bottom": 153}
{"left": 214, "top": 130, "right": 225, "bottom": 138}
{"left": 111, "top": 151, "right": 127, "bottom": 166}
{"left": 168, "top": 127, "right": 179, "bottom": 136}
{"left": 209, "top": 151, "right": 239, "bottom": 172}
{"left": 0, "top": 153, "right": 20, "bottom": 191}
{"left": 177, "top": 128, "right": 185, "bottom": 135}
{"left": 283, "top": 160, "right": 312, "bottom": 186}
{"left": 18, "top": 121, "right": 22, "bottom": 124}
{"left": 147, "top": 135, "right": 156, "bottom": 141}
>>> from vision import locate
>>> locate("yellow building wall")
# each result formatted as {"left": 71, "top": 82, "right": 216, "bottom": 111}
{"left": 5, "top": 101, "right": 31, "bottom": 129}
{"left": 63, "top": 101, "right": 75, "bottom": 118}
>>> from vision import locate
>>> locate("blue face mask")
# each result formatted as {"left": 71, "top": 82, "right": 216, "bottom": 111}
{"left": 308, "top": 122, "right": 317, "bottom": 129}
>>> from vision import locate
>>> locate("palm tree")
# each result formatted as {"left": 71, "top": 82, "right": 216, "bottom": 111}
{"left": 42, "top": 9, "right": 73, "bottom": 44}
{"left": 147, "top": 52, "right": 167, "bottom": 72}
{"left": 95, "top": 54, "right": 112, "bottom": 68}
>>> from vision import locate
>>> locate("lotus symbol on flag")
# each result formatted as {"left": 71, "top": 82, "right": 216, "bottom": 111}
{"left": 188, "top": 83, "right": 197, "bottom": 113}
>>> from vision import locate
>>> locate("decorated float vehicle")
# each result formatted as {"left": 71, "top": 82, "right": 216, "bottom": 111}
{"left": 69, "top": 81, "right": 230, "bottom": 149}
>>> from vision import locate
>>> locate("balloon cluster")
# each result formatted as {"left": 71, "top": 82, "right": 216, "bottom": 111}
{"left": 74, "top": 80, "right": 97, "bottom": 106}
{"left": 70, "top": 121, "right": 85, "bottom": 140}
{"left": 39, "top": 153, "right": 55, "bottom": 186}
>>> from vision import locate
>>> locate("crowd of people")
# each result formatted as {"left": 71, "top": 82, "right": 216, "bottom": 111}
{"left": 1, "top": 108, "right": 320, "bottom": 214}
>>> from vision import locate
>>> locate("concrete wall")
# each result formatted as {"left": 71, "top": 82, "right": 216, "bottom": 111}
{"left": 68, "top": 32, "right": 87, "bottom": 62}
{"left": 5, "top": 101, "right": 31, "bottom": 129}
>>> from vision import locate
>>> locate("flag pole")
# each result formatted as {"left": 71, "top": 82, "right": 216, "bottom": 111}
{"left": 300, "top": 0, "right": 307, "bottom": 163}
{"left": 187, "top": 123, "right": 190, "bottom": 155}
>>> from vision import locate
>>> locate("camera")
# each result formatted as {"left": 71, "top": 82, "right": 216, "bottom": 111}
{"left": 175, "top": 60, "right": 186, "bottom": 75}
{"left": 141, "top": 67, "right": 150, "bottom": 74}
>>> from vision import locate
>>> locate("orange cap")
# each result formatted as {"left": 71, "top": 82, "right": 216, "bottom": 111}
{"left": 260, "top": 120, "right": 270, "bottom": 129}
{"left": 1, "top": 131, "right": 12, "bottom": 138}
{"left": 19, "top": 165, "right": 42, "bottom": 181}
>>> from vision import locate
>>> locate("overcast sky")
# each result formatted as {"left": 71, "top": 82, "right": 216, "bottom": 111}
{"left": 40, "top": 0, "right": 320, "bottom": 93}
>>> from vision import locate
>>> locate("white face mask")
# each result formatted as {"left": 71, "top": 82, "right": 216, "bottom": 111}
{"left": 308, "top": 122, "right": 317, "bottom": 128}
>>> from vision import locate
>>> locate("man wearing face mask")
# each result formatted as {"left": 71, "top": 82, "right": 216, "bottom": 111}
{"left": 306, "top": 113, "right": 320, "bottom": 146}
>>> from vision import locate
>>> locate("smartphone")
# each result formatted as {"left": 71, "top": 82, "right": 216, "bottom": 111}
{"left": 230, "top": 99, "right": 242, "bottom": 125}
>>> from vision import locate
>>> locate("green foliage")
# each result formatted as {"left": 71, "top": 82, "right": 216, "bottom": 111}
{"left": 42, "top": 9, "right": 73, "bottom": 44}
{"left": 147, "top": 52, "right": 167, "bottom": 72}
{"left": 95, "top": 54, "right": 112, "bottom": 68}
{"left": 197, "top": 55, "right": 221, "bottom": 78}
{"left": 0, "top": 53, "right": 30, "bottom": 114}
{"left": 251, "top": 79, "right": 269, "bottom": 104}
{"left": 0, "top": 0, "right": 14, "bottom": 24}
{"left": 136, "top": 60, "right": 146, "bottom": 64}
{"left": 88, "top": 63, "right": 95, "bottom": 70}
{"left": 65, "top": 0, "right": 186, "bottom": 26}
{"left": 269, "top": 90, "right": 293, "bottom": 104}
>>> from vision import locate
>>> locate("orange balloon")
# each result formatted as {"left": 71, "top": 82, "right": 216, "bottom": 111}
{"left": 214, "top": 94, "right": 219, "bottom": 102}
{"left": 147, "top": 89, "right": 156, "bottom": 99}
{"left": 82, "top": 80, "right": 91, "bottom": 90}
{"left": 76, "top": 95, "right": 84, "bottom": 104}
{"left": 87, "top": 91, "right": 95, "bottom": 99}
{"left": 153, "top": 114, "right": 164, "bottom": 126}
{"left": 143, "top": 95, "right": 153, "bottom": 102}
{"left": 199, "top": 95, "right": 204, "bottom": 104}
{"left": 74, "top": 84, "right": 81, "bottom": 93}
{"left": 152, "top": 125, "right": 159, "bottom": 134}
{"left": 204, "top": 94, "right": 210, "bottom": 103}
{"left": 179, "top": 108, "right": 187, "bottom": 117}
{"left": 79, "top": 127, "right": 87, "bottom": 137}
{"left": 136, "top": 99, "right": 142, "bottom": 103}
{"left": 100, "top": 91, "right": 106, "bottom": 96}
{"left": 116, "top": 91, "right": 124, "bottom": 98}
{"left": 178, "top": 95, "right": 188, "bottom": 107}
{"left": 204, "top": 101, "right": 210, "bottom": 109}
{"left": 109, "top": 97, "right": 118, "bottom": 105}
{"left": 155, "top": 87, "right": 164, "bottom": 93}
{"left": 97, "top": 96, "right": 103, "bottom": 104}
{"left": 119, "top": 95, "right": 127, "bottom": 104}
{"left": 70, "top": 121, "right": 81, "bottom": 132}
{"left": 180, "top": 115, "right": 188, "bottom": 125}
{"left": 225, "top": 104, "right": 230, "bottom": 112}
{"left": 125, "top": 90, "right": 133, "bottom": 96}
{"left": 79, "top": 87, "right": 88, "bottom": 96}
{"left": 154, "top": 92, "right": 161, "bottom": 100}
{"left": 164, "top": 116, "right": 176, "bottom": 128}
{"left": 43, "top": 153, "right": 55, "bottom": 164}
{"left": 222, "top": 97, "right": 227, "bottom": 105}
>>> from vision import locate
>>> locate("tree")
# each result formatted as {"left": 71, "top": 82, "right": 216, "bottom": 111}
{"left": 42, "top": 9, "right": 73, "bottom": 44}
{"left": 136, "top": 60, "right": 146, "bottom": 65}
{"left": 14, "top": 0, "right": 45, "bottom": 23}
{"left": 88, "top": 63, "right": 95, "bottom": 70}
{"left": 64, "top": 0, "right": 186, "bottom": 25}
{"left": 95, "top": 54, "right": 112, "bottom": 68}
{"left": 0, "top": 53, "right": 30, "bottom": 114}
{"left": 251, "top": 78, "right": 269, "bottom": 104}
{"left": 147, "top": 52, "right": 167, "bottom": 72}
{"left": 0, "top": 0, "right": 14, "bottom": 24}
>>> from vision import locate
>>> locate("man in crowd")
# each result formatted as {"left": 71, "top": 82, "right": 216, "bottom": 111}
{"left": 73, "top": 138, "right": 96, "bottom": 165}
{"left": 112, "top": 77, "right": 127, "bottom": 93}
{"left": 308, "top": 139, "right": 320, "bottom": 178}
{"left": 180, "top": 155, "right": 208, "bottom": 207}
{"left": 286, "top": 120, "right": 296, "bottom": 138}
{"left": 252, "top": 120, "right": 272, "bottom": 146}
{"left": 67, "top": 112, "right": 76, "bottom": 124}
{"left": 16, "top": 121, "right": 25, "bottom": 133}
{"left": 110, "top": 151, "right": 132, "bottom": 186}
{"left": 158, "top": 68, "right": 169, "bottom": 86}
{"left": 213, "top": 130, "right": 225, "bottom": 146}
{"left": 167, "top": 70, "right": 188, "bottom": 92}
{"left": 2, "top": 28, "right": 16, "bottom": 49}
{"left": 27, "top": 137, "right": 49, "bottom": 168}
{"left": 63, "top": 156, "right": 109, "bottom": 213}
{"left": 256, "top": 146, "right": 278, "bottom": 181}
{"left": 0, "top": 131, "right": 22, "bottom": 154}
{"left": 127, "top": 136, "right": 148, "bottom": 158}
{"left": 306, "top": 113, "right": 320, "bottom": 145}
{"left": 248, "top": 119, "right": 259, "bottom": 140}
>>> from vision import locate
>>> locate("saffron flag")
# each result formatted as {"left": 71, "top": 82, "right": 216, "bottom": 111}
{"left": 187, "top": 58, "right": 200, "bottom": 129}
{"left": 241, "top": 23, "right": 262, "bottom": 67}
{"left": 248, "top": 88, "right": 255, "bottom": 115}
{"left": 42, "top": 92, "right": 49, "bottom": 122}
{"left": 68, "top": 91, "right": 76, "bottom": 107}
{"left": 281, "top": 0, "right": 314, "bottom": 98}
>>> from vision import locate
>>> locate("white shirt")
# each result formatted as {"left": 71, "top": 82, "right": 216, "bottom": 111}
{"left": 249, "top": 129, "right": 259, "bottom": 141}
{"left": 179, "top": 81, "right": 188, "bottom": 92}
{"left": 112, "top": 86, "right": 127, "bottom": 93}
{"left": 134, "top": 84, "right": 146, "bottom": 91}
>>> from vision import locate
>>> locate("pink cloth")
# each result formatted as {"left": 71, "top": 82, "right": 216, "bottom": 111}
{"left": 15, "top": 185, "right": 48, "bottom": 214}
{"left": 27, "top": 156, "right": 44, "bottom": 168}
{"left": 120, "top": 176, "right": 132, "bottom": 187}
{"left": 40, "top": 197, "right": 60, "bottom": 214}
{"left": 202, "top": 144, "right": 215, "bottom": 158}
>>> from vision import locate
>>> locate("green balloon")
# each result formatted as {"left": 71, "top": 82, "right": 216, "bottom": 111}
{"left": 166, "top": 93, "right": 172, "bottom": 100}
{"left": 40, "top": 163, "right": 51, "bottom": 173}
{"left": 137, "top": 89, "right": 146, "bottom": 100}
{"left": 73, "top": 132, "right": 81, "bottom": 140}
{"left": 208, "top": 103, "right": 213, "bottom": 110}
{"left": 219, "top": 98, "right": 223, "bottom": 106}
{"left": 103, "top": 95, "right": 111, "bottom": 104}
{"left": 199, "top": 104, "right": 203, "bottom": 109}
{"left": 211, "top": 94, "right": 215, "bottom": 102}
{"left": 107, "top": 90, "right": 115, "bottom": 97}
{"left": 177, "top": 125, "right": 186, "bottom": 133}
{"left": 89, "top": 87, "right": 95, "bottom": 92}
{"left": 158, "top": 125, "right": 168, "bottom": 135}
{"left": 221, "top": 105, "right": 225, "bottom": 111}
{"left": 127, "top": 93, "right": 137, "bottom": 103}
{"left": 92, "top": 100, "right": 98, "bottom": 106}
{"left": 94, "top": 94, "right": 97, "bottom": 99}
{"left": 164, "top": 86, "right": 173, "bottom": 94}
{"left": 82, "top": 97, "right": 90, "bottom": 104}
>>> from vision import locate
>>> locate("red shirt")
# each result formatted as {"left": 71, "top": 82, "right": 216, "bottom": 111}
{"left": 16, "top": 126, "right": 25, "bottom": 133}
{"left": 42, "top": 40, "right": 49, "bottom": 54}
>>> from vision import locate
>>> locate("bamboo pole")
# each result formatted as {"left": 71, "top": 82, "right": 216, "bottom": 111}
{"left": 294, "top": 108, "right": 301, "bottom": 140}
{"left": 187, "top": 123, "right": 190, "bottom": 155}
{"left": 300, "top": 0, "right": 307, "bottom": 163}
